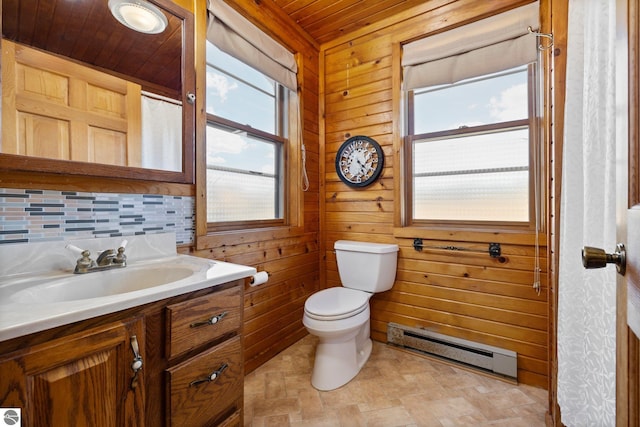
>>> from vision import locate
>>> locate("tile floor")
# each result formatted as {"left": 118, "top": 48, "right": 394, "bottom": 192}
{"left": 244, "top": 335, "right": 547, "bottom": 427}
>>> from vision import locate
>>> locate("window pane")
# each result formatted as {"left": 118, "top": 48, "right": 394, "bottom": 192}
{"left": 206, "top": 44, "right": 276, "bottom": 134}
{"left": 413, "top": 129, "right": 529, "bottom": 222}
{"left": 413, "top": 67, "right": 528, "bottom": 134}
{"left": 206, "top": 42, "right": 274, "bottom": 93}
{"left": 206, "top": 125, "right": 277, "bottom": 173}
{"left": 207, "top": 170, "right": 278, "bottom": 222}
{"left": 206, "top": 124, "right": 282, "bottom": 222}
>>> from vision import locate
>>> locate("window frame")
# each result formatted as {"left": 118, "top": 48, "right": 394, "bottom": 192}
{"left": 204, "top": 55, "right": 290, "bottom": 233}
{"left": 403, "top": 63, "right": 541, "bottom": 231}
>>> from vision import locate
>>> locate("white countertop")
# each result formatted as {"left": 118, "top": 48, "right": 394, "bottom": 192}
{"left": 0, "top": 234, "right": 256, "bottom": 342}
{"left": 0, "top": 255, "right": 255, "bottom": 342}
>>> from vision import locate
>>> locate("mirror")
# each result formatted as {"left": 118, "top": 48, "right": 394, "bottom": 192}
{"left": 1, "top": 0, "right": 195, "bottom": 183}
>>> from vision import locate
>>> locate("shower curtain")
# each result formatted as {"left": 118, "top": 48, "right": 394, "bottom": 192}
{"left": 557, "top": 0, "right": 617, "bottom": 425}
{"left": 141, "top": 95, "right": 182, "bottom": 172}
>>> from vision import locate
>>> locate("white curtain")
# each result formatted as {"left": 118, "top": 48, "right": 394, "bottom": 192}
{"left": 557, "top": 0, "right": 617, "bottom": 425}
{"left": 206, "top": 0, "right": 297, "bottom": 91}
{"left": 141, "top": 95, "right": 182, "bottom": 172}
{"left": 402, "top": 2, "right": 539, "bottom": 90}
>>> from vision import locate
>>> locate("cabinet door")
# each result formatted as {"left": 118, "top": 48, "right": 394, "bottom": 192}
{"left": 0, "top": 317, "right": 145, "bottom": 427}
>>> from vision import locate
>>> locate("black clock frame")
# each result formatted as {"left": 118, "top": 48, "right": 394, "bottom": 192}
{"left": 335, "top": 135, "right": 385, "bottom": 188}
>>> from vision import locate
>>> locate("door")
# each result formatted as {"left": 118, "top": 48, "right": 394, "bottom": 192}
{"left": 582, "top": 0, "right": 639, "bottom": 424}
{"left": 623, "top": 210, "right": 640, "bottom": 425}
{"left": 1, "top": 40, "right": 142, "bottom": 166}
{"left": 619, "top": 0, "right": 640, "bottom": 423}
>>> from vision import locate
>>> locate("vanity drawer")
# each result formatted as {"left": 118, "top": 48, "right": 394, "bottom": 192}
{"left": 166, "top": 336, "right": 243, "bottom": 427}
{"left": 166, "top": 285, "right": 241, "bottom": 359}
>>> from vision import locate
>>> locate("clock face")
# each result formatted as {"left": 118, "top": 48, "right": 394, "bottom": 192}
{"left": 335, "top": 136, "right": 384, "bottom": 187}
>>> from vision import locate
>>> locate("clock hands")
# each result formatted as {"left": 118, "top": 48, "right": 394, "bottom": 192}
{"left": 335, "top": 136, "right": 384, "bottom": 187}
{"left": 349, "top": 149, "right": 370, "bottom": 177}
{"left": 356, "top": 149, "right": 377, "bottom": 175}
{"left": 341, "top": 143, "right": 377, "bottom": 180}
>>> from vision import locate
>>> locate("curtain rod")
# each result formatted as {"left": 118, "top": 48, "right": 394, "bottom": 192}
{"left": 141, "top": 90, "right": 183, "bottom": 106}
{"left": 527, "top": 26, "right": 554, "bottom": 51}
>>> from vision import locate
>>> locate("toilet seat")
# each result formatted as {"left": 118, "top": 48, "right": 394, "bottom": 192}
{"left": 304, "top": 287, "right": 370, "bottom": 321}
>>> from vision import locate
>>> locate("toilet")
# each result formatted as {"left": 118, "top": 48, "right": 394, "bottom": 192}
{"left": 303, "top": 240, "right": 399, "bottom": 391}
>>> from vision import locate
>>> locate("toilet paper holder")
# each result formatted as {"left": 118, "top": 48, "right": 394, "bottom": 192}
{"left": 250, "top": 271, "right": 269, "bottom": 287}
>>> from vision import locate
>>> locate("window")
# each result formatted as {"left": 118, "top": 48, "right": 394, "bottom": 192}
{"left": 406, "top": 64, "right": 538, "bottom": 226}
{"left": 205, "top": 43, "right": 288, "bottom": 228}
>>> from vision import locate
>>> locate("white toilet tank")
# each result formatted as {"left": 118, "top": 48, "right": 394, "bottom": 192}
{"left": 334, "top": 240, "right": 399, "bottom": 292}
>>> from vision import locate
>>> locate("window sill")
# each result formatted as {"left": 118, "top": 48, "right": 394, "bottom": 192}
{"left": 196, "top": 225, "right": 304, "bottom": 250}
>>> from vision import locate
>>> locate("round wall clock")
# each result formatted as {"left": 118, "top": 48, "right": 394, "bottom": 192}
{"left": 335, "top": 135, "right": 384, "bottom": 187}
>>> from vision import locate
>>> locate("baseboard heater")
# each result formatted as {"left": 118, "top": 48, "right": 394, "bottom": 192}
{"left": 387, "top": 322, "right": 517, "bottom": 379}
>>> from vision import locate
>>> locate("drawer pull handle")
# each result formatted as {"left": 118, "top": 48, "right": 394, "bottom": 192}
{"left": 189, "top": 363, "right": 229, "bottom": 387}
{"left": 190, "top": 311, "right": 228, "bottom": 328}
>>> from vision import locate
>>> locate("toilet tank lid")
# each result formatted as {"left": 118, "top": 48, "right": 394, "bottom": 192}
{"left": 334, "top": 240, "right": 399, "bottom": 254}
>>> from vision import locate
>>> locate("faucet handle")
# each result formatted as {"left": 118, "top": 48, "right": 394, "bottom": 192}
{"left": 115, "top": 246, "right": 127, "bottom": 265}
{"left": 72, "top": 248, "right": 96, "bottom": 274}
{"left": 66, "top": 244, "right": 94, "bottom": 268}
{"left": 114, "top": 240, "right": 128, "bottom": 265}
{"left": 77, "top": 250, "right": 94, "bottom": 268}
{"left": 66, "top": 245, "right": 95, "bottom": 273}
{"left": 65, "top": 244, "right": 86, "bottom": 256}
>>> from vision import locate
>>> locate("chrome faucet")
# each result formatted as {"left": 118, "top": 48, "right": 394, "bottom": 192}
{"left": 96, "top": 249, "right": 117, "bottom": 266}
{"left": 66, "top": 240, "right": 128, "bottom": 274}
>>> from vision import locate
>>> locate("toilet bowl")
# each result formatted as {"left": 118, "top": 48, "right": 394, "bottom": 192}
{"left": 303, "top": 287, "right": 373, "bottom": 391}
{"left": 303, "top": 240, "right": 398, "bottom": 391}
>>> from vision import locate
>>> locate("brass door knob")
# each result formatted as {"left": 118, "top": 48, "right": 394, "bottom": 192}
{"left": 582, "top": 243, "right": 626, "bottom": 276}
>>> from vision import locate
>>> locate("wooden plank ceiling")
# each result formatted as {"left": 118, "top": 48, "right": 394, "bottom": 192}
{"left": 273, "top": 0, "right": 431, "bottom": 44}
{"left": 2, "top": 0, "right": 427, "bottom": 96}
{"left": 2, "top": 0, "right": 183, "bottom": 97}
{"left": 2, "top": 0, "right": 433, "bottom": 96}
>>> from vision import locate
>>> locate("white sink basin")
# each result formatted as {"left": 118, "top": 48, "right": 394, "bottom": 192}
{"left": 0, "top": 234, "right": 257, "bottom": 342}
{"left": 10, "top": 264, "right": 197, "bottom": 304}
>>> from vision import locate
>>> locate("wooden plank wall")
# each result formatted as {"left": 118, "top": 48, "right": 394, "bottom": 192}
{"left": 320, "top": 0, "right": 550, "bottom": 388}
{"left": 1, "top": 0, "right": 321, "bottom": 376}
{"left": 188, "top": 0, "right": 322, "bottom": 374}
{"left": 0, "top": 0, "right": 564, "bottom": 390}
{"left": 548, "top": 0, "right": 569, "bottom": 421}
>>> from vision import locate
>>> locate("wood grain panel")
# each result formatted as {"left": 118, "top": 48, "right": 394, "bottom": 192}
{"left": 187, "top": 0, "right": 321, "bottom": 375}
{"left": 547, "top": 0, "right": 569, "bottom": 419}
{"left": 192, "top": 233, "right": 320, "bottom": 375}
{"left": 3, "top": 41, "right": 142, "bottom": 166}
{"left": 2, "top": 0, "right": 558, "bottom": 398}
{"left": 273, "top": 0, "right": 446, "bottom": 45}
{"left": 166, "top": 336, "right": 243, "bottom": 427}
{"left": 3, "top": 0, "right": 184, "bottom": 96}
{"left": 165, "top": 287, "right": 242, "bottom": 359}
{"left": 2, "top": 0, "right": 320, "bottom": 383}
{"left": 320, "top": 0, "right": 549, "bottom": 389}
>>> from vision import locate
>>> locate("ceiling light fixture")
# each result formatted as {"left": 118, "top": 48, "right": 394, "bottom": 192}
{"left": 108, "top": 0, "right": 168, "bottom": 34}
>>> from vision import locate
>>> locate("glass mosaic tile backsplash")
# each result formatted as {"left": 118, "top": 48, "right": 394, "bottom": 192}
{"left": 0, "top": 188, "right": 195, "bottom": 245}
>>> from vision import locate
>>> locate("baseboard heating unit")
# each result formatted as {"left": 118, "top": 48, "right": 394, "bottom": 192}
{"left": 387, "top": 322, "right": 517, "bottom": 379}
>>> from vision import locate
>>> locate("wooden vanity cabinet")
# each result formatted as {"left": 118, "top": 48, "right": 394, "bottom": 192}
{"left": 0, "top": 279, "right": 245, "bottom": 427}
{"left": 0, "top": 316, "right": 145, "bottom": 427}
{"left": 167, "top": 336, "right": 243, "bottom": 426}
{"left": 161, "top": 283, "right": 245, "bottom": 427}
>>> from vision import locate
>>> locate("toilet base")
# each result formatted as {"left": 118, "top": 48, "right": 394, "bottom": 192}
{"left": 309, "top": 320, "right": 372, "bottom": 391}
{"left": 311, "top": 338, "right": 372, "bottom": 391}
